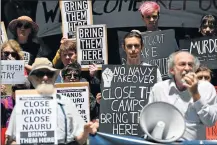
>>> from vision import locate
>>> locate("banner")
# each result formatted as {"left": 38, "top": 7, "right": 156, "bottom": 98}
{"left": 1, "top": 60, "right": 25, "bottom": 84}
{"left": 179, "top": 36, "right": 217, "bottom": 69}
{"left": 89, "top": 132, "right": 217, "bottom": 145}
{"left": 100, "top": 65, "right": 157, "bottom": 137}
{"left": 15, "top": 90, "right": 58, "bottom": 144}
{"left": 59, "top": 0, "right": 93, "bottom": 39}
{"left": 1, "top": 21, "right": 8, "bottom": 44}
{"left": 118, "top": 29, "right": 178, "bottom": 79}
{"left": 55, "top": 82, "right": 90, "bottom": 122}
{"left": 76, "top": 24, "right": 108, "bottom": 70}
{"left": 35, "top": 0, "right": 217, "bottom": 37}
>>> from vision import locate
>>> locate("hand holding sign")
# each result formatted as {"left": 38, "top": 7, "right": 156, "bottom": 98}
{"left": 84, "top": 122, "right": 97, "bottom": 135}
{"left": 102, "top": 68, "right": 114, "bottom": 87}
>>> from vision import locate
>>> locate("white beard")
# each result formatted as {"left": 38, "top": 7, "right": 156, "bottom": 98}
{"left": 36, "top": 84, "right": 55, "bottom": 95}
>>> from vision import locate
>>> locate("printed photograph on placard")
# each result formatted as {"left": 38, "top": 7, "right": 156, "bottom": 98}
{"left": 76, "top": 24, "right": 108, "bottom": 70}
{"left": 15, "top": 90, "right": 58, "bottom": 144}
{"left": 55, "top": 82, "right": 90, "bottom": 123}
{"left": 1, "top": 21, "right": 8, "bottom": 44}
{"left": 59, "top": 0, "right": 93, "bottom": 40}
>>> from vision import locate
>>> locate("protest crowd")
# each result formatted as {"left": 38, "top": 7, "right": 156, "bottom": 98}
{"left": 1, "top": 1, "right": 217, "bottom": 145}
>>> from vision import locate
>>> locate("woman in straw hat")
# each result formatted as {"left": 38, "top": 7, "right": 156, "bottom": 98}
{"left": 8, "top": 16, "right": 51, "bottom": 68}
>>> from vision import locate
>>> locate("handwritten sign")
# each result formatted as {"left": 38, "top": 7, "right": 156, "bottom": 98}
{"left": 55, "top": 82, "right": 90, "bottom": 122}
{"left": 16, "top": 90, "right": 57, "bottom": 144}
{"left": 118, "top": 29, "right": 178, "bottom": 79}
{"left": 1, "top": 60, "right": 25, "bottom": 84}
{"left": 76, "top": 24, "right": 108, "bottom": 70}
{"left": 100, "top": 65, "right": 157, "bottom": 137}
{"left": 0, "top": 21, "right": 8, "bottom": 44}
{"left": 179, "top": 36, "right": 217, "bottom": 69}
{"left": 60, "top": 0, "right": 93, "bottom": 39}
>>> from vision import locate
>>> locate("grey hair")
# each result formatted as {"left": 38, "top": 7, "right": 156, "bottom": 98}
{"left": 167, "top": 51, "right": 200, "bottom": 77}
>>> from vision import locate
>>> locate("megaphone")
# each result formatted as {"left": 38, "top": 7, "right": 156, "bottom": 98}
{"left": 140, "top": 102, "right": 186, "bottom": 143}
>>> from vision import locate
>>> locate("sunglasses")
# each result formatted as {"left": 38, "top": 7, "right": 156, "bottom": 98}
{"left": 145, "top": 15, "right": 158, "bottom": 20}
{"left": 2, "top": 51, "right": 18, "bottom": 58}
{"left": 17, "top": 21, "right": 31, "bottom": 29}
{"left": 31, "top": 70, "right": 55, "bottom": 78}
{"left": 126, "top": 44, "right": 141, "bottom": 49}
{"left": 202, "top": 25, "right": 214, "bottom": 29}
{"left": 64, "top": 72, "right": 80, "bottom": 80}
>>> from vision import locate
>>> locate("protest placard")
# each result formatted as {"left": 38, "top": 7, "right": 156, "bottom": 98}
{"left": 118, "top": 29, "right": 178, "bottom": 79}
{"left": 179, "top": 36, "right": 217, "bottom": 69}
{"left": 60, "top": 0, "right": 93, "bottom": 40}
{"left": 1, "top": 60, "right": 25, "bottom": 84}
{"left": 16, "top": 90, "right": 58, "bottom": 144}
{"left": 100, "top": 65, "right": 157, "bottom": 137}
{"left": 76, "top": 24, "right": 108, "bottom": 70}
{"left": 55, "top": 82, "right": 90, "bottom": 122}
{"left": 0, "top": 21, "right": 8, "bottom": 44}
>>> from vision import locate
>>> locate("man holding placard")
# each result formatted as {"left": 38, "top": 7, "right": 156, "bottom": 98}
{"left": 6, "top": 58, "right": 97, "bottom": 145}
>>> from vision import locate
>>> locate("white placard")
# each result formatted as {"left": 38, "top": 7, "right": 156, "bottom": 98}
{"left": 55, "top": 82, "right": 90, "bottom": 122}
{"left": 1, "top": 21, "right": 8, "bottom": 44}
{"left": 60, "top": 0, "right": 93, "bottom": 40}
{"left": 1, "top": 60, "right": 25, "bottom": 84}
{"left": 16, "top": 91, "right": 58, "bottom": 144}
{"left": 76, "top": 24, "right": 108, "bottom": 70}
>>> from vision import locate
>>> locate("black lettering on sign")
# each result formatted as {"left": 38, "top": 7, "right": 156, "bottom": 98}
{"left": 66, "top": 11, "right": 87, "bottom": 22}
{"left": 82, "top": 49, "right": 103, "bottom": 60}
{"left": 80, "top": 38, "right": 103, "bottom": 49}
{"left": 42, "top": 1, "right": 60, "bottom": 23}
{"left": 79, "top": 27, "right": 104, "bottom": 38}
{"left": 64, "top": 0, "right": 88, "bottom": 12}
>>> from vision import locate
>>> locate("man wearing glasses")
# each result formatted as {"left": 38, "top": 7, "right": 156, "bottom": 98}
{"left": 5, "top": 58, "right": 97, "bottom": 145}
{"left": 139, "top": 1, "right": 160, "bottom": 32}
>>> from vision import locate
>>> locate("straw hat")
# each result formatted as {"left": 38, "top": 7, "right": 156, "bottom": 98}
{"left": 28, "top": 58, "right": 60, "bottom": 88}
{"left": 8, "top": 16, "right": 39, "bottom": 36}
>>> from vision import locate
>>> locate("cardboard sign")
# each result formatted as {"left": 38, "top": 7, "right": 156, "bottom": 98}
{"left": 100, "top": 65, "right": 157, "bottom": 137}
{"left": 16, "top": 90, "right": 58, "bottom": 144}
{"left": 55, "top": 82, "right": 90, "bottom": 122}
{"left": 76, "top": 24, "right": 108, "bottom": 70}
{"left": 118, "top": 29, "right": 178, "bottom": 79}
{"left": 179, "top": 36, "right": 217, "bottom": 69}
{"left": 1, "top": 60, "right": 25, "bottom": 84}
{"left": 59, "top": 0, "right": 93, "bottom": 40}
{"left": 0, "top": 21, "right": 8, "bottom": 44}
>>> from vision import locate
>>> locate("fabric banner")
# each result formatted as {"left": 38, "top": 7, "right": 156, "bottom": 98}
{"left": 35, "top": 0, "right": 217, "bottom": 37}
{"left": 89, "top": 132, "right": 217, "bottom": 145}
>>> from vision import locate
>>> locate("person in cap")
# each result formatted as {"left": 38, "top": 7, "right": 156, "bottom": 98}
{"left": 148, "top": 51, "right": 217, "bottom": 140}
{"left": 5, "top": 58, "right": 97, "bottom": 145}
{"left": 8, "top": 16, "right": 51, "bottom": 69}
{"left": 139, "top": 1, "right": 160, "bottom": 32}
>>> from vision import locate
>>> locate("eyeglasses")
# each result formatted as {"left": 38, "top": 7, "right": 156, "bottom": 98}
{"left": 17, "top": 21, "right": 31, "bottom": 29}
{"left": 126, "top": 44, "right": 141, "bottom": 49}
{"left": 31, "top": 70, "right": 55, "bottom": 78}
{"left": 2, "top": 51, "right": 18, "bottom": 58}
{"left": 64, "top": 73, "right": 80, "bottom": 81}
{"left": 145, "top": 15, "right": 158, "bottom": 20}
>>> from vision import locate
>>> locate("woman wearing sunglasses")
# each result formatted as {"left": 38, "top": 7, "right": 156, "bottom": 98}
{"left": 8, "top": 16, "right": 51, "bottom": 71}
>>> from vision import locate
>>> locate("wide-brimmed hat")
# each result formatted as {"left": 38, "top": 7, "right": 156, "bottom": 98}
{"left": 8, "top": 16, "right": 39, "bottom": 36}
{"left": 28, "top": 58, "right": 59, "bottom": 88}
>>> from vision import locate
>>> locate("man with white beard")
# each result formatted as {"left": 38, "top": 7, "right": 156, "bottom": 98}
{"left": 5, "top": 58, "right": 97, "bottom": 145}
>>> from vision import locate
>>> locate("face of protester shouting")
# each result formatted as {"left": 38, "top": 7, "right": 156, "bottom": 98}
{"left": 169, "top": 52, "right": 196, "bottom": 91}
{"left": 16, "top": 21, "right": 32, "bottom": 44}
{"left": 60, "top": 50, "right": 77, "bottom": 66}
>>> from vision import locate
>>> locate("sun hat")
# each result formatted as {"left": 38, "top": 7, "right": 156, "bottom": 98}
{"left": 28, "top": 58, "right": 60, "bottom": 88}
{"left": 8, "top": 16, "right": 39, "bottom": 36}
